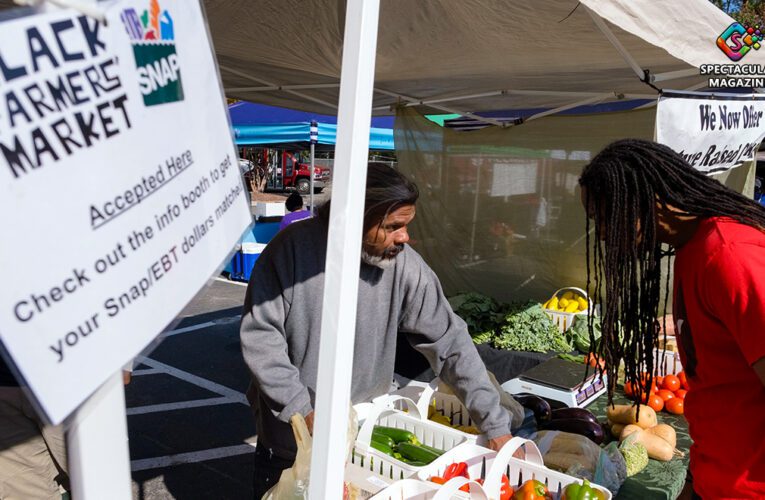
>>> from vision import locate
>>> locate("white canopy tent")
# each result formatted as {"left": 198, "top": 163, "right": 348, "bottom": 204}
{"left": 206, "top": 0, "right": 765, "bottom": 124}
{"left": 202, "top": 1, "right": 760, "bottom": 498}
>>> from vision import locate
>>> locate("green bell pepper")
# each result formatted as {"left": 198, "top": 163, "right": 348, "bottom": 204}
{"left": 562, "top": 480, "right": 606, "bottom": 500}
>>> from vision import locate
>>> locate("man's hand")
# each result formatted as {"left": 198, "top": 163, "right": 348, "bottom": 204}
{"left": 487, "top": 433, "right": 513, "bottom": 452}
{"left": 305, "top": 411, "right": 315, "bottom": 436}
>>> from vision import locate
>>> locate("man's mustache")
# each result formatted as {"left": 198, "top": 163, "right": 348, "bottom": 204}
{"left": 382, "top": 243, "right": 404, "bottom": 259}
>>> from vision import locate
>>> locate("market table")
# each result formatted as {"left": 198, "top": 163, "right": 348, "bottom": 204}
{"left": 585, "top": 393, "right": 691, "bottom": 500}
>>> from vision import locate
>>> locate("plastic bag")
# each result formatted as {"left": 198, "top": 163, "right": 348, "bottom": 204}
{"left": 532, "top": 430, "right": 626, "bottom": 496}
{"left": 263, "top": 407, "right": 359, "bottom": 500}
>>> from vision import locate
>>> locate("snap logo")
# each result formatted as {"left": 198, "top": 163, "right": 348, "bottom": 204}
{"left": 120, "top": 0, "right": 184, "bottom": 106}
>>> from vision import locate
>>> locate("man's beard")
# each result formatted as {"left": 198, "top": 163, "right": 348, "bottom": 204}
{"left": 361, "top": 243, "right": 404, "bottom": 269}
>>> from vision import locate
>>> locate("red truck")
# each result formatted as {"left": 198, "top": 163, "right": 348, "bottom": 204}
{"left": 241, "top": 150, "right": 330, "bottom": 194}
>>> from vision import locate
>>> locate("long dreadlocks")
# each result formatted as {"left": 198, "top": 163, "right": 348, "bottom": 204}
{"left": 578, "top": 138, "right": 765, "bottom": 405}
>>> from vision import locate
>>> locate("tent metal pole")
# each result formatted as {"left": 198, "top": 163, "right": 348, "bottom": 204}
{"left": 224, "top": 83, "right": 341, "bottom": 92}
{"left": 219, "top": 64, "right": 338, "bottom": 110}
{"left": 523, "top": 94, "right": 612, "bottom": 122}
{"left": 651, "top": 68, "right": 702, "bottom": 83}
{"left": 308, "top": 0, "right": 380, "bottom": 498}
{"left": 583, "top": 6, "right": 645, "bottom": 81}
{"left": 374, "top": 88, "right": 505, "bottom": 127}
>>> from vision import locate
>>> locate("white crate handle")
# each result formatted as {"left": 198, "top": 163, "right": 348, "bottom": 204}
{"left": 356, "top": 395, "right": 422, "bottom": 453}
{"left": 431, "top": 477, "right": 489, "bottom": 500}
{"left": 483, "top": 437, "right": 544, "bottom": 495}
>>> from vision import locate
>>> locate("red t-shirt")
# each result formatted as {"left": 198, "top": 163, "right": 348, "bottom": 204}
{"left": 673, "top": 217, "right": 765, "bottom": 499}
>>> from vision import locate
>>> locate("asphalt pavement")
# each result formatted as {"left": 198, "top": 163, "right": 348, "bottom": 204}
{"left": 127, "top": 186, "right": 331, "bottom": 500}
{"left": 128, "top": 277, "right": 255, "bottom": 500}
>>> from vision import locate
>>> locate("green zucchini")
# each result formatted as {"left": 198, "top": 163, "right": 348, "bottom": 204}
{"left": 373, "top": 426, "right": 420, "bottom": 445}
{"left": 418, "top": 444, "right": 445, "bottom": 457}
{"left": 371, "top": 431, "right": 396, "bottom": 449}
{"left": 370, "top": 440, "right": 395, "bottom": 456}
{"left": 395, "top": 442, "right": 440, "bottom": 464}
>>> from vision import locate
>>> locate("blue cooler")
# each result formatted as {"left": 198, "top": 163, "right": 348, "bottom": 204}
{"left": 239, "top": 242, "right": 267, "bottom": 282}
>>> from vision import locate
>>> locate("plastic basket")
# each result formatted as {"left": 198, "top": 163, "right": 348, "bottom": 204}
{"left": 369, "top": 477, "right": 489, "bottom": 500}
{"left": 386, "top": 380, "right": 486, "bottom": 446}
{"left": 653, "top": 347, "right": 683, "bottom": 376}
{"left": 543, "top": 287, "right": 593, "bottom": 333}
{"left": 353, "top": 396, "right": 470, "bottom": 482}
{"left": 416, "top": 438, "right": 612, "bottom": 500}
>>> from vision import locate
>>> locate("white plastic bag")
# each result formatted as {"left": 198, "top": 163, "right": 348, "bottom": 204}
{"left": 263, "top": 407, "right": 359, "bottom": 500}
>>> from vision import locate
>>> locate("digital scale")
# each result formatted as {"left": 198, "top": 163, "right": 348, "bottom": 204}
{"left": 501, "top": 357, "right": 607, "bottom": 408}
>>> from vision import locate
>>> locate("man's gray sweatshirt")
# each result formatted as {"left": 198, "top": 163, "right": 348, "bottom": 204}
{"left": 240, "top": 217, "right": 510, "bottom": 458}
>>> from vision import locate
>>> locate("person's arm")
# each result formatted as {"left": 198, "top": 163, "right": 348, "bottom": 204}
{"left": 399, "top": 252, "right": 511, "bottom": 445}
{"left": 240, "top": 243, "right": 313, "bottom": 423}
{"left": 704, "top": 241, "right": 765, "bottom": 380}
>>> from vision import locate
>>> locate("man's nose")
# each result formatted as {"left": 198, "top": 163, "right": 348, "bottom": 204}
{"left": 394, "top": 227, "right": 409, "bottom": 244}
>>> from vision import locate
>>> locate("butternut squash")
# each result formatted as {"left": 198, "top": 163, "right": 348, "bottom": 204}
{"left": 619, "top": 425, "right": 676, "bottom": 461}
{"left": 606, "top": 404, "right": 657, "bottom": 429}
{"left": 646, "top": 424, "right": 676, "bottom": 448}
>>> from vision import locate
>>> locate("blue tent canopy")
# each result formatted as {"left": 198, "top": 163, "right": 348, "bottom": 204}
{"left": 229, "top": 101, "right": 395, "bottom": 150}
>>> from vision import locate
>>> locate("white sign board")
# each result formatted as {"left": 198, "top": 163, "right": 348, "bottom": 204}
{"left": 656, "top": 93, "right": 765, "bottom": 174}
{"left": 0, "top": 0, "right": 251, "bottom": 424}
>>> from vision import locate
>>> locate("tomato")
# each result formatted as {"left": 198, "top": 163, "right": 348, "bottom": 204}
{"left": 665, "top": 398, "right": 685, "bottom": 415}
{"left": 662, "top": 374, "right": 681, "bottom": 392}
{"left": 678, "top": 371, "right": 689, "bottom": 390}
{"left": 623, "top": 381, "right": 634, "bottom": 397}
{"left": 657, "top": 389, "right": 675, "bottom": 402}
{"left": 655, "top": 376, "right": 664, "bottom": 388}
{"left": 674, "top": 389, "right": 688, "bottom": 400}
{"left": 647, "top": 394, "right": 664, "bottom": 412}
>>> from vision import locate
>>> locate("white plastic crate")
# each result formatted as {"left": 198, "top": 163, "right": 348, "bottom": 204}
{"left": 653, "top": 347, "right": 683, "bottom": 376}
{"left": 369, "top": 477, "right": 489, "bottom": 500}
{"left": 386, "top": 380, "right": 486, "bottom": 446}
{"left": 542, "top": 287, "right": 593, "bottom": 332}
{"left": 352, "top": 396, "right": 470, "bottom": 482}
{"left": 416, "top": 438, "right": 612, "bottom": 500}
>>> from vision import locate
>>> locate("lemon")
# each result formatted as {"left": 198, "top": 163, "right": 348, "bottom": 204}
{"left": 549, "top": 297, "right": 559, "bottom": 311}
{"left": 577, "top": 297, "right": 588, "bottom": 311}
{"left": 564, "top": 301, "right": 579, "bottom": 313}
{"left": 559, "top": 298, "right": 570, "bottom": 308}
{"left": 562, "top": 291, "right": 574, "bottom": 300}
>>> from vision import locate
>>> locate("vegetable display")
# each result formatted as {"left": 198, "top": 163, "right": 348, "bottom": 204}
{"left": 566, "top": 315, "right": 602, "bottom": 354}
{"left": 370, "top": 426, "right": 444, "bottom": 466}
{"left": 494, "top": 302, "right": 572, "bottom": 353}
{"left": 427, "top": 401, "right": 480, "bottom": 434}
{"left": 450, "top": 293, "right": 572, "bottom": 353}
{"left": 428, "top": 461, "right": 512, "bottom": 499}
{"left": 622, "top": 371, "right": 688, "bottom": 415}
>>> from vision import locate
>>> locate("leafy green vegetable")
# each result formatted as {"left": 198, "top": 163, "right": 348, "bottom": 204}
{"left": 558, "top": 353, "right": 585, "bottom": 364}
{"left": 567, "top": 314, "right": 602, "bottom": 353}
{"left": 493, "top": 302, "right": 572, "bottom": 353}
{"left": 448, "top": 292, "right": 501, "bottom": 341}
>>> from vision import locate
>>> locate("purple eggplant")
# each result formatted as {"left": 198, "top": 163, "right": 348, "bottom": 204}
{"left": 550, "top": 407, "right": 599, "bottom": 425}
{"left": 538, "top": 418, "right": 605, "bottom": 444}
{"left": 513, "top": 393, "right": 551, "bottom": 423}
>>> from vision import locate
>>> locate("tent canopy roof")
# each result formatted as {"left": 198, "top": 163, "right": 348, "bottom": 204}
{"left": 205, "top": 0, "right": 757, "bottom": 117}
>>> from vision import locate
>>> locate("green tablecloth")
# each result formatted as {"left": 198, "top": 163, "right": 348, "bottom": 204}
{"left": 588, "top": 394, "right": 692, "bottom": 500}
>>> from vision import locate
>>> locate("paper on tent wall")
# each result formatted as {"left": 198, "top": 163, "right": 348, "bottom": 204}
{"left": 0, "top": 0, "right": 250, "bottom": 424}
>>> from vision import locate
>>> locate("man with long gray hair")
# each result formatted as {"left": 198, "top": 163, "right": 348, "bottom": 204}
{"left": 241, "top": 162, "right": 512, "bottom": 498}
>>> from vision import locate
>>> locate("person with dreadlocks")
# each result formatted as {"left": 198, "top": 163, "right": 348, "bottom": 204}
{"left": 241, "top": 162, "right": 512, "bottom": 498}
{"left": 579, "top": 138, "right": 765, "bottom": 499}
